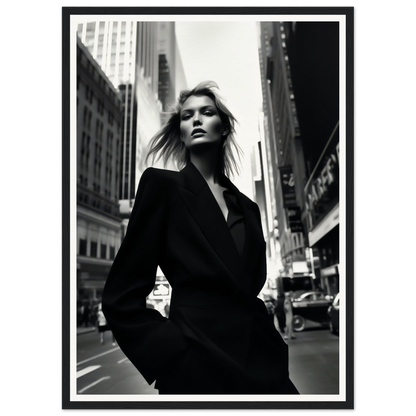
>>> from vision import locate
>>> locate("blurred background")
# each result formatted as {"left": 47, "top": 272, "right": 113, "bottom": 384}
{"left": 75, "top": 18, "right": 341, "bottom": 395}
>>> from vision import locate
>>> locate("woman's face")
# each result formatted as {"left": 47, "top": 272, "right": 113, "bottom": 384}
{"left": 179, "top": 95, "right": 226, "bottom": 152}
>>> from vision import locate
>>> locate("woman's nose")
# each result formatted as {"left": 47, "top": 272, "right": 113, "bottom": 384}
{"left": 193, "top": 114, "right": 202, "bottom": 126}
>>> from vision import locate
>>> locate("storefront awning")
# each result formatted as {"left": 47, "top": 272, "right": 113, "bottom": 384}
{"left": 308, "top": 203, "right": 339, "bottom": 246}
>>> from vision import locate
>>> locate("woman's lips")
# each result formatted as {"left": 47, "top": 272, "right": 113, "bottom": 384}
{"left": 191, "top": 129, "right": 206, "bottom": 136}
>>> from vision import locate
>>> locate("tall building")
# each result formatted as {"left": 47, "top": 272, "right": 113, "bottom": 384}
{"left": 77, "top": 21, "right": 167, "bottom": 105}
{"left": 258, "top": 22, "right": 308, "bottom": 282}
{"left": 77, "top": 21, "right": 163, "bottom": 215}
{"left": 77, "top": 21, "right": 187, "bottom": 218}
{"left": 76, "top": 37, "right": 124, "bottom": 307}
{"left": 76, "top": 21, "right": 188, "bottom": 315}
{"left": 157, "top": 22, "right": 187, "bottom": 114}
{"left": 258, "top": 22, "right": 339, "bottom": 295}
{"left": 284, "top": 22, "right": 340, "bottom": 296}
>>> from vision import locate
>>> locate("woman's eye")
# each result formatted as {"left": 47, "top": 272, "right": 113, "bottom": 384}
{"left": 204, "top": 111, "right": 213, "bottom": 116}
{"left": 182, "top": 114, "right": 192, "bottom": 120}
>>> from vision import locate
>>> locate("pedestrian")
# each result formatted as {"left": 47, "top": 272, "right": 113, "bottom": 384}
{"left": 96, "top": 303, "right": 116, "bottom": 345}
{"left": 102, "top": 81, "right": 298, "bottom": 395}
{"left": 264, "top": 297, "right": 276, "bottom": 326}
{"left": 283, "top": 293, "right": 296, "bottom": 340}
{"left": 275, "top": 294, "right": 286, "bottom": 335}
{"left": 82, "top": 301, "right": 90, "bottom": 327}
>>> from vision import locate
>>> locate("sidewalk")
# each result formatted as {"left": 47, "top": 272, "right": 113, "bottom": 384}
{"left": 77, "top": 325, "right": 96, "bottom": 335}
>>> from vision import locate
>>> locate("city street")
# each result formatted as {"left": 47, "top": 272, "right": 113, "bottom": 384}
{"left": 286, "top": 323, "right": 339, "bottom": 395}
{"left": 76, "top": 321, "right": 339, "bottom": 396}
{"left": 77, "top": 328, "right": 157, "bottom": 395}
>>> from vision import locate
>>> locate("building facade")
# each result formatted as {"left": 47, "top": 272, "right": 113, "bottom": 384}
{"left": 77, "top": 21, "right": 186, "bottom": 217}
{"left": 76, "top": 37, "right": 124, "bottom": 308}
{"left": 258, "top": 22, "right": 308, "bottom": 283}
{"left": 157, "top": 22, "right": 188, "bottom": 113}
{"left": 76, "top": 21, "right": 188, "bottom": 316}
{"left": 77, "top": 21, "right": 163, "bottom": 212}
{"left": 283, "top": 22, "right": 340, "bottom": 296}
{"left": 258, "top": 21, "right": 339, "bottom": 296}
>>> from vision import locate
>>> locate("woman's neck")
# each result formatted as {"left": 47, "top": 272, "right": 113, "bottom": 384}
{"left": 190, "top": 151, "right": 222, "bottom": 185}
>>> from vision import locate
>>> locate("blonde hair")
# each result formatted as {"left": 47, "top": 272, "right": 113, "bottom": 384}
{"left": 146, "top": 81, "right": 242, "bottom": 177}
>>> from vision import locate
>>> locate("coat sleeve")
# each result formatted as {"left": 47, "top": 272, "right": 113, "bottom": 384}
{"left": 102, "top": 168, "right": 189, "bottom": 385}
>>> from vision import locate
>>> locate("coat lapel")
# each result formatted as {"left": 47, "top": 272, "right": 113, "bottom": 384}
{"left": 223, "top": 177, "right": 265, "bottom": 285}
{"left": 177, "top": 163, "right": 263, "bottom": 296}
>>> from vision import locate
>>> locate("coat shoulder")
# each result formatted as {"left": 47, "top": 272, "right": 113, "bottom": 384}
{"left": 141, "top": 167, "right": 181, "bottom": 188}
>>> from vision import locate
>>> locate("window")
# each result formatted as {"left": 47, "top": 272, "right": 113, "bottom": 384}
{"left": 99, "top": 229, "right": 108, "bottom": 257}
{"left": 77, "top": 220, "right": 87, "bottom": 256}
{"left": 82, "top": 106, "right": 92, "bottom": 131}
{"left": 79, "top": 239, "right": 87, "bottom": 256}
{"left": 88, "top": 224, "right": 98, "bottom": 257}
{"left": 83, "top": 107, "right": 88, "bottom": 128}
{"left": 94, "top": 143, "right": 102, "bottom": 178}
{"left": 85, "top": 85, "right": 94, "bottom": 103}
{"left": 100, "top": 244, "right": 107, "bottom": 259}
{"left": 97, "top": 99, "right": 104, "bottom": 116}
{"left": 108, "top": 230, "right": 117, "bottom": 258}
{"left": 90, "top": 241, "right": 97, "bottom": 257}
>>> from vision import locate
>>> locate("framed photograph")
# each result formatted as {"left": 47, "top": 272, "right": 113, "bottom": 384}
{"left": 62, "top": 6, "right": 353, "bottom": 409}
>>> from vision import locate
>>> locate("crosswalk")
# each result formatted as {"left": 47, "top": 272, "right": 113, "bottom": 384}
{"left": 77, "top": 365, "right": 101, "bottom": 378}
{"left": 77, "top": 346, "right": 119, "bottom": 366}
{"left": 76, "top": 335, "right": 156, "bottom": 394}
{"left": 78, "top": 376, "right": 111, "bottom": 394}
{"left": 76, "top": 347, "right": 126, "bottom": 394}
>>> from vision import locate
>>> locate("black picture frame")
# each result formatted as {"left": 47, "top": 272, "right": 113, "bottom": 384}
{"left": 57, "top": 3, "right": 359, "bottom": 415}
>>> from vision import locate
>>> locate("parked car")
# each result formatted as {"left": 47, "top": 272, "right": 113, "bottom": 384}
{"left": 291, "top": 291, "right": 333, "bottom": 331}
{"left": 327, "top": 293, "right": 340, "bottom": 335}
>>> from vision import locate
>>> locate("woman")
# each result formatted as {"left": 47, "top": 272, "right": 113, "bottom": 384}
{"left": 96, "top": 303, "right": 116, "bottom": 345}
{"left": 283, "top": 293, "right": 296, "bottom": 341}
{"left": 102, "top": 81, "right": 298, "bottom": 395}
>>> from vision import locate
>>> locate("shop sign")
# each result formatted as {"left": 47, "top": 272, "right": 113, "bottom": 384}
{"left": 320, "top": 264, "right": 339, "bottom": 277}
{"left": 306, "top": 141, "right": 339, "bottom": 228}
{"left": 287, "top": 206, "right": 303, "bottom": 232}
{"left": 292, "top": 261, "right": 309, "bottom": 274}
{"left": 279, "top": 166, "right": 297, "bottom": 207}
{"left": 308, "top": 203, "right": 339, "bottom": 247}
{"left": 149, "top": 282, "right": 171, "bottom": 299}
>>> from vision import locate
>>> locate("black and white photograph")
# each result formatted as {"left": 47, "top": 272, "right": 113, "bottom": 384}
{"left": 62, "top": 7, "right": 353, "bottom": 409}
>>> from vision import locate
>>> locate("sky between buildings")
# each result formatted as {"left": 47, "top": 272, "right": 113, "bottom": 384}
{"left": 175, "top": 21, "right": 263, "bottom": 199}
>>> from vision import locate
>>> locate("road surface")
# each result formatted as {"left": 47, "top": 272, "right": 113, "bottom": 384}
{"left": 76, "top": 321, "right": 339, "bottom": 395}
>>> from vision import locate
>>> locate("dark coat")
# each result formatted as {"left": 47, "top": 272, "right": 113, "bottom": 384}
{"left": 102, "top": 163, "right": 298, "bottom": 395}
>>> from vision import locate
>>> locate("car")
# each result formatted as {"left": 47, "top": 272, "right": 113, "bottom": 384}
{"left": 291, "top": 291, "right": 333, "bottom": 332}
{"left": 327, "top": 293, "right": 340, "bottom": 335}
